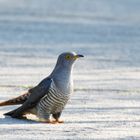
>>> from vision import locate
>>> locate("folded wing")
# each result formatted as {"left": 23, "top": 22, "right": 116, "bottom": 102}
{"left": 4, "top": 78, "right": 52, "bottom": 118}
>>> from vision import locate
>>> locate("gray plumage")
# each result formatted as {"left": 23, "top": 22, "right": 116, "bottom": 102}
{"left": 1, "top": 52, "right": 84, "bottom": 123}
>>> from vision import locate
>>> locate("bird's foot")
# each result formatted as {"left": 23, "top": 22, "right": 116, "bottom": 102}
{"left": 48, "top": 120, "right": 58, "bottom": 124}
{"left": 43, "top": 119, "right": 58, "bottom": 124}
{"left": 41, "top": 119, "right": 64, "bottom": 124}
{"left": 52, "top": 119, "right": 64, "bottom": 123}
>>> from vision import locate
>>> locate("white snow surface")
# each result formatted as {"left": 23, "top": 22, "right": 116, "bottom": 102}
{"left": 0, "top": 0, "right": 140, "bottom": 140}
{"left": 0, "top": 67, "right": 140, "bottom": 140}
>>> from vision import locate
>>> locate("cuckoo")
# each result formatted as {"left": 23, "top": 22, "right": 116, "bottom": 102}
{"left": 0, "top": 52, "right": 84, "bottom": 123}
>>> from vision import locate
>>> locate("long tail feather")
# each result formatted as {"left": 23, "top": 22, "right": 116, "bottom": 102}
{"left": 0, "top": 92, "right": 30, "bottom": 106}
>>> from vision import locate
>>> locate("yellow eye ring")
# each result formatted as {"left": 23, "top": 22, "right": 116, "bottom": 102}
{"left": 65, "top": 54, "right": 71, "bottom": 60}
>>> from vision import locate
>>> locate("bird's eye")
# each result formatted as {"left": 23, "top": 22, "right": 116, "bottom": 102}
{"left": 65, "top": 54, "right": 71, "bottom": 60}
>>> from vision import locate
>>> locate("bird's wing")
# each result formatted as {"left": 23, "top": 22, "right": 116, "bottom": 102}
{"left": 4, "top": 78, "right": 52, "bottom": 118}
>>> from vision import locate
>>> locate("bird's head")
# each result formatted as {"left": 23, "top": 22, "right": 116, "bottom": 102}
{"left": 56, "top": 52, "right": 84, "bottom": 68}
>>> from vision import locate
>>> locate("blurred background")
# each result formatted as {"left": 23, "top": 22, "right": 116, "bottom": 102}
{"left": 0, "top": 1, "right": 140, "bottom": 139}
{"left": 0, "top": 0, "right": 139, "bottom": 84}
{"left": 0, "top": 0, "right": 140, "bottom": 87}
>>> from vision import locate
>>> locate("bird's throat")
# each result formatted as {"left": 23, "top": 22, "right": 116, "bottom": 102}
{"left": 50, "top": 66, "right": 73, "bottom": 94}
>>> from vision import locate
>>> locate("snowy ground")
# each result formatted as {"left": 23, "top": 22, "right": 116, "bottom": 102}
{"left": 0, "top": 53, "right": 140, "bottom": 140}
{"left": 0, "top": 0, "right": 140, "bottom": 140}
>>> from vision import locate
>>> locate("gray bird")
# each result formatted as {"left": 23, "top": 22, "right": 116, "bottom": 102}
{"left": 0, "top": 52, "right": 84, "bottom": 123}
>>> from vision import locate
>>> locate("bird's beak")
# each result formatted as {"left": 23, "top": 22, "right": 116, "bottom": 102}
{"left": 73, "top": 54, "right": 84, "bottom": 60}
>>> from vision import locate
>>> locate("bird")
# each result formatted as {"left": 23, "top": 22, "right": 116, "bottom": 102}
{"left": 0, "top": 52, "right": 84, "bottom": 123}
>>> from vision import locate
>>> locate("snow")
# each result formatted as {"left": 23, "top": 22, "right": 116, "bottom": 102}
{"left": 0, "top": 0, "right": 140, "bottom": 139}
{"left": 0, "top": 67, "right": 140, "bottom": 139}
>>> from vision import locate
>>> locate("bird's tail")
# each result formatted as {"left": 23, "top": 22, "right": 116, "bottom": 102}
{"left": 0, "top": 92, "right": 30, "bottom": 106}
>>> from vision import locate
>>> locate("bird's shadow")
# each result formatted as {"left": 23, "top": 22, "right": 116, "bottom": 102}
{"left": 0, "top": 115, "right": 39, "bottom": 125}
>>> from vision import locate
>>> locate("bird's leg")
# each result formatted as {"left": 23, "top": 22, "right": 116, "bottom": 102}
{"left": 55, "top": 119, "right": 64, "bottom": 123}
{"left": 52, "top": 112, "right": 64, "bottom": 123}
{"left": 39, "top": 114, "right": 59, "bottom": 124}
{"left": 51, "top": 119, "right": 64, "bottom": 123}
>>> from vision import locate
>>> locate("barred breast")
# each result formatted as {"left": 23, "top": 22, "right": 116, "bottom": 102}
{"left": 36, "top": 81, "right": 70, "bottom": 117}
